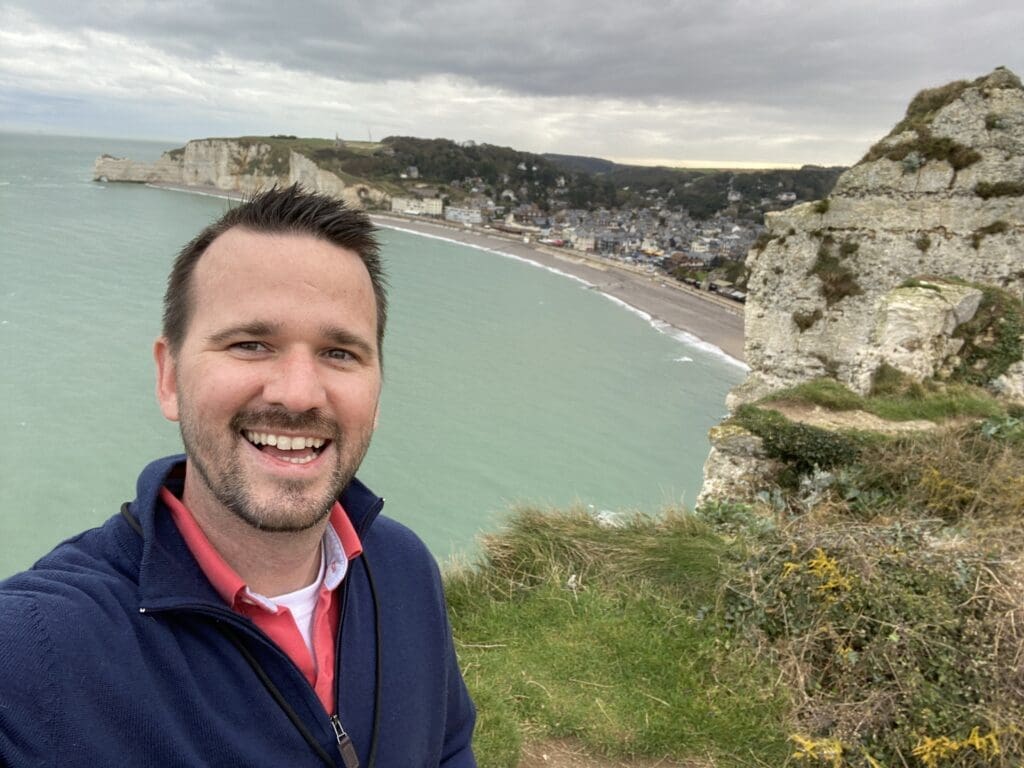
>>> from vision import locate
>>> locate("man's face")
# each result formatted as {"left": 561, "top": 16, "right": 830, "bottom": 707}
{"left": 154, "top": 228, "right": 382, "bottom": 532}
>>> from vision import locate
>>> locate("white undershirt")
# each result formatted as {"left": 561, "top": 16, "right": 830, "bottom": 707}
{"left": 269, "top": 547, "right": 326, "bottom": 657}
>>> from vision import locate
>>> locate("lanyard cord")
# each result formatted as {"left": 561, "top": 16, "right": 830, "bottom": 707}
{"left": 120, "top": 502, "right": 382, "bottom": 768}
{"left": 221, "top": 623, "right": 339, "bottom": 767}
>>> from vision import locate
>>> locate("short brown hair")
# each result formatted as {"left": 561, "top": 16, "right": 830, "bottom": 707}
{"left": 163, "top": 184, "right": 387, "bottom": 355}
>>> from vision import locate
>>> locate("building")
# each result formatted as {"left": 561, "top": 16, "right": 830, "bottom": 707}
{"left": 390, "top": 197, "right": 443, "bottom": 216}
{"left": 444, "top": 206, "right": 484, "bottom": 225}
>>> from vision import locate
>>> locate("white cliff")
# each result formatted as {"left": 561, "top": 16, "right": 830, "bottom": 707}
{"left": 94, "top": 138, "right": 389, "bottom": 208}
{"left": 701, "top": 68, "right": 1024, "bottom": 507}
{"left": 731, "top": 68, "right": 1023, "bottom": 405}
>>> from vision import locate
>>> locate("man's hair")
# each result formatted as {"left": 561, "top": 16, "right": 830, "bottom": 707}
{"left": 162, "top": 184, "right": 387, "bottom": 356}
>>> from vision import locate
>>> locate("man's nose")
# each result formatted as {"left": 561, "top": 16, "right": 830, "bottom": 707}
{"left": 262, "top": 350, "right": 328, "bottom": 412}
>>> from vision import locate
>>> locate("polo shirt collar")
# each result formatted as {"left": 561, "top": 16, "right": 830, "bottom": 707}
{"left": 159, "top": 487, "right": 362, "bottom": 613}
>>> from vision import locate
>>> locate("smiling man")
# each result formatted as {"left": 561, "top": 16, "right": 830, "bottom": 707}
{"left": 0, "top": 186, "right": 477, "bottom": 767}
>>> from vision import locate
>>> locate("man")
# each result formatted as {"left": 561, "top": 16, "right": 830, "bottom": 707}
{"left": 0, "top": 185, "right": 477, "bottom": 767}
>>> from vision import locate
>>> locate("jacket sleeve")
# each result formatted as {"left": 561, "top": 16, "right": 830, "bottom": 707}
{"left": 439, "top": 599, "right": 477, "bottom": 767}
{"left": 0, "top": 595, "right": 61, "bottom": 768}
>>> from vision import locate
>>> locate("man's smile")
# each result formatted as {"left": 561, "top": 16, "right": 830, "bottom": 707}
{"left": 242, "top": 430, "right": 331, "bottom": 465}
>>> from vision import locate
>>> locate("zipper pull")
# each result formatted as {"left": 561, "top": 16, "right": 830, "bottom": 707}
{"left": 330, "top": 714, "right": 360, "bottom": 768}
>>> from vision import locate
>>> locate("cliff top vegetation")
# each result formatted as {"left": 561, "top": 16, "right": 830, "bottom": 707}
{"left": 451, "top": 375, "right": 1024, "bottom": 767}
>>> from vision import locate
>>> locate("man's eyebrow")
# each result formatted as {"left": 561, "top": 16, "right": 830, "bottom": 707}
{"left": 206, "top": 322, "right": 279, "bottom": 346}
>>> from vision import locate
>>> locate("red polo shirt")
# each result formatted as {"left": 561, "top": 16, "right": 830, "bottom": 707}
{"left": 160, "top": 487, "right": 362, "bottom": 714}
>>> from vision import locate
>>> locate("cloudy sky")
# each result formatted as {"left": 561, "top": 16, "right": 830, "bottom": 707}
{"left": 1, "top": 0, "right": 1021, "bottom": 167}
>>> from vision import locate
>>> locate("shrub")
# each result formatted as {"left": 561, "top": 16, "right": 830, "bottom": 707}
{"left": 952, "top": 284, "right": 1024, "bottom": 385}
{"left": 727, "top": 516, "right": 1019, "bottom": 768}
{"left": 975, "top": 180, "right": 1024, "bottom": 199}
{"left": 808, "top": 246, "right": 863, "bottom": 306}
{"left": 984, "top": 112, "right": 1005, "bottom": 130}
{"left": 915, "top": 233, "right": 932, "bottom": 252}
{"left": 970, "top": 220, "right": 1009, "bottom": 249}
{"left": 813, "top": 198, "right": 831, "bottom": 215}
{"left": 870, "top": 362, "right": 910, "bottom": 396}
{"left": 733, "top": 405, "right": 866, "bottom": 477}
{"left": 860, "top": 126, "right": 981, "bottom": 170}
{"left": 792, "top": 308, "right": 823, "bottom": 332}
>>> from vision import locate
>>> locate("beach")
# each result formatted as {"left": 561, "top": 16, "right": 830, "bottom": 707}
{"left": 371, "top": 214, "right": 747, "bottom": 364}
{"left": 147, "top": 184, "right": 746, "bottom": 363}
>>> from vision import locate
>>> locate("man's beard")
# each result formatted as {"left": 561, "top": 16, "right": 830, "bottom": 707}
{"left": 179, "top": 405, "right": 365, "bottom": 533}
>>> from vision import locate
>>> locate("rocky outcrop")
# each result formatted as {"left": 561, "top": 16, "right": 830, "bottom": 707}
{"left": 697, "top": 425, "right": 783, "bottom": 507}
{"left": 94, "top": 153, "right": 183, "bottom": 184}
{"left": 94, "top": 139, "right": 389, "bottom": 208}
{"left": 702, "top": 68, "right": 1024, "bottom": 506}
{"left": 288, "top": 151, "right": 389, "bottom": 209}
{"left": 730, "top": 68, "right": 1023, "bottom": 406}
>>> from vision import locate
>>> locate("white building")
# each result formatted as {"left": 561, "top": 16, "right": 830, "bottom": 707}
{"left": 444, "top": 206, "right": 484, "bottom": 225}
{"left": 390, "top": 197, "right": 443, "bottom": 216}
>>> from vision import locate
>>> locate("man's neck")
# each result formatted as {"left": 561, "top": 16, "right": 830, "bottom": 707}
{"left": 181, "top": 487, "right": 327, "bottom": 597}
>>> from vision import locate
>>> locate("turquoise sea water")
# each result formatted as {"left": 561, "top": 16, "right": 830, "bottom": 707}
{"left": 0, "top": 132, "right": 745, "bottom": 576}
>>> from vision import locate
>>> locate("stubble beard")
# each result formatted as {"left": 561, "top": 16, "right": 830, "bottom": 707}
{"left": 178, "top": 404, "right": 371, "bottom": 533}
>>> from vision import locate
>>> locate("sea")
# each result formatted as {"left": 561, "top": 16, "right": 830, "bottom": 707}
{"left": 0, "top": 132, "right": 746, "bottom": 577}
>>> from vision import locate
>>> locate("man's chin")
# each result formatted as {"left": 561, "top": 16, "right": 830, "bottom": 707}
{"left": 220, "top": 477, "right": 339, "bottom": 533}
{"left": 226, "top": 498, "right": 335, "bottom": 533}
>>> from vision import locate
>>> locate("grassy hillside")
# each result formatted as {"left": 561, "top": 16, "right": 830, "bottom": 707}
{"left": 448, "top": 378, "right": 1024, "bottom": 767}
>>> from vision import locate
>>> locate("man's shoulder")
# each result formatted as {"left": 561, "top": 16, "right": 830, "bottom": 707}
{"left": 0, "top": 514, "right": 140, "bottom": 623}
{"left": 362, "top": 513, "right": 435, "bottom": 560}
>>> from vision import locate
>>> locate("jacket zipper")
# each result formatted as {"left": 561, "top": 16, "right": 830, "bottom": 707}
{"left": 330, "top": 715, "right": 360, "bottom": 768}
{"left": 147, "top": 602, "right": 356, "bottom": 766}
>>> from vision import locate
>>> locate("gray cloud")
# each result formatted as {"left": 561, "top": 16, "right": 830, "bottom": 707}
{"left": 2, "top": 0, "right": 1022, "bottom": 164}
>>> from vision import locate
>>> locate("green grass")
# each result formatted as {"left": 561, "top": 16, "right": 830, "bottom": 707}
{"left": 445, "top": 509, "right": 792, "bottom": 767}
{"left": 762, "top": 375, "right": 1006, "bottom": 423}
{"left": 443, "top": 399, "right": 1024, "bottom": 766}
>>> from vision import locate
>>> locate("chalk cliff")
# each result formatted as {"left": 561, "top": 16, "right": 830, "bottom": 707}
{"left": 732, "top": 67, "right": 1023, "bottom": 405}
{"left": 701, "top": 68, "right": 1024, "bottom": 505}
{"left": 94, "top": 139, "right": 388, "bottom": 209}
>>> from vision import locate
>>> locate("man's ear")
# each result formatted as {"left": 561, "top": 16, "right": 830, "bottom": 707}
{"left": 154, "top": 338, "right": 180, "bottom": 422}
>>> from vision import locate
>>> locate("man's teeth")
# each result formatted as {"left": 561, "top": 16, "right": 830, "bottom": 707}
{"left": 243, "top": 431, "right": 326, "bottom": 451}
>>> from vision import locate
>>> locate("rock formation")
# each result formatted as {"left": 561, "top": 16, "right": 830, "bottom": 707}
{"left": 700, "top": 68, "right": 1024, "bottom": 507}
{"left": 94, "top": 139, "right": 388, "bottom": 209}
{"left": 731, "top": 67, "right": 1023, "bottom": 406}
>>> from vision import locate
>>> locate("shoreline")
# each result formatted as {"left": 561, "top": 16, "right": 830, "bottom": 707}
{"left": 145, "top": 182, "right": 746, "bottom": 364}
{"left": 371, "top": 214, "right": 746, "bottom": 365}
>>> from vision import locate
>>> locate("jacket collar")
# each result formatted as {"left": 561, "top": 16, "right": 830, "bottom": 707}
{"left": 131, "top": 455, "right": 384, "bottom": 612}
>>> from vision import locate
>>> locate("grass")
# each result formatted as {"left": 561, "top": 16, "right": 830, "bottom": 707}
{"left": 446, "top": 385, "right": 1024, "bottom": 766}
{"left": 858, "top": 76, "right": 989, "bottom": 170}
{"left": 761, "top": 374, "right": 1006, "bottom": 423}
{"left": 445, "top": 509, "right": 792, "bottom": 767}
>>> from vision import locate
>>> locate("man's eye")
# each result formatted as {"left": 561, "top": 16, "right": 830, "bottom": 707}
{"left": 231, "top": 341, "right": 266, "bottom": 353}
{"left": 325, "top": 349, "right": 355, "bottom": 362}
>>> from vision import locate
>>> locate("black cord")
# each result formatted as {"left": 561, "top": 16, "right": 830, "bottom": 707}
{"left": 120, "top": 500, "right": 383, "bottom": 768}
{"left": 221, "top": 625, "right": 338, "bottom": 768}
{"left": 362, "top": 555, "right": 382, "bottom": 768}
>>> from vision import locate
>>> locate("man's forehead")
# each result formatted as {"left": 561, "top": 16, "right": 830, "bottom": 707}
{"left": 195, "top": 227, "right": 367, "bottom": 283}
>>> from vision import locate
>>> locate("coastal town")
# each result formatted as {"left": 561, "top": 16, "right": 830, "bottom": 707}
{"left": 375, "top": 141, "right": 843, "bottom": 305}
{"left": 92, "top": 134, "right": 844, "bottom": 309}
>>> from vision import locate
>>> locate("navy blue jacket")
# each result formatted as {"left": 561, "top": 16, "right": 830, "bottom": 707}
{"left": 0, "top": 456, "right": 476, "bottom": 767}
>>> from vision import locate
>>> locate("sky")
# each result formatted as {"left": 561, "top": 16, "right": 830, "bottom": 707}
{"left": 1, "top": 1, "right": 1021, "bottom": 168}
